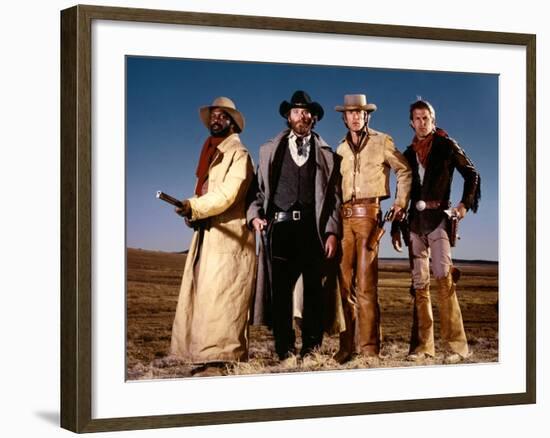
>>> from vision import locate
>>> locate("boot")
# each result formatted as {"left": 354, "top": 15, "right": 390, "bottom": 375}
{"left": 409, "top": 286, "right": 435, "bottom": 357}
{"left": 334, "top": 305, "right": 355, "bottom": 364}
{"left": 437, "top": 270, "right": 468, "bottom": 358}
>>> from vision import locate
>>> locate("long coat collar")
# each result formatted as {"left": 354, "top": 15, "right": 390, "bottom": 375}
{"left": 216, "top": 133, "right": 241, "bottom": 153}
{"left": 208, "top": 133, "right": 242, "bottom": 169}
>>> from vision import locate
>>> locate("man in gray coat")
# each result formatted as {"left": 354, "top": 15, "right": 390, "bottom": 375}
{"left": 247, "top": 90, "right": 342, "bottom": 361}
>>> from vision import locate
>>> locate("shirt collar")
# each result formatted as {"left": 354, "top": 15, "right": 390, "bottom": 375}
{"left": 289, "top": 131, "right": 312, "bottom": 145}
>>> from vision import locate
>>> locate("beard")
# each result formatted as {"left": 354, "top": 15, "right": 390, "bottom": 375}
{"left": 209, "top": 122, "right": 232, "bottom": 137}
{"left": 290, "top": 119, "right": 313, "bottom": 136}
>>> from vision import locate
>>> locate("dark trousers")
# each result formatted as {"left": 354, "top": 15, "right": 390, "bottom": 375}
{"left": 270, "top": 218, "right": 324, "bottom": 359}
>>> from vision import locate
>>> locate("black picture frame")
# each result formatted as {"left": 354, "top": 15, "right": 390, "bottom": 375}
{"left": 60, "top": 4, "right": 536, "bottom": 433}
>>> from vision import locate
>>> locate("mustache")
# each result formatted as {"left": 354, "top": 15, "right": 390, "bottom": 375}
{"left": 293, "top": 120, "right": 313, "bottom": 128}
{"left": 210, "top": 123, "right": 231, "bottom": 137}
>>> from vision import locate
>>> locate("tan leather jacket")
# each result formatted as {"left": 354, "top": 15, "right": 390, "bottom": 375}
{"left": 336, "top": 128, "right": 412, "bottom": 208}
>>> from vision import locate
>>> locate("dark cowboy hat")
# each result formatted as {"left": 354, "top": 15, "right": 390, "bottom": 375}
{"left": 279, "top": 90, "right": 324, "bottom": 121}
{"left": 199, "top": 96, "right": 245, "bottom": 133}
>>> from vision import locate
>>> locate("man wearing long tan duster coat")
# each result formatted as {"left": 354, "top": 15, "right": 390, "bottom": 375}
{"left": 170, "top": 97, "right": 255, "bottom": 377}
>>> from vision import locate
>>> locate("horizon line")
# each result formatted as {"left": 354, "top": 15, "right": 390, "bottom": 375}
{"left": 126, "top": 246, "right": 499, "bottom": 264}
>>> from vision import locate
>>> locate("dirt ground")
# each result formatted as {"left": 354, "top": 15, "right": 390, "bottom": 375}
{"left": 126, "top": 248, "right": 498, "bottom": 380}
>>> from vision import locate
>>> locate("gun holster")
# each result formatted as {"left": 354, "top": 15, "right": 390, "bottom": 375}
{"left": 446, "top": 215, "right": 458, "bottom": 247}
{"left": 367, "top": 226, "right": 385, "bottom": 251}
{"left": 366, "top": 210, "right": 385, "bottom": 251}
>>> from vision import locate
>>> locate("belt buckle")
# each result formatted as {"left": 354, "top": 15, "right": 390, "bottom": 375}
{"left": 415, "top": 200, "right": 427, "bottom": 211}
{"left": 292, "top": 211, "right": 301, "bottom": 220}
{"left": 343, "top": 207, "right": 352, "bottom": 218}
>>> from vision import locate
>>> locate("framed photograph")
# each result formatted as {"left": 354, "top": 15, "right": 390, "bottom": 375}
{"left": 60, "top": 4, "right": 536, "bottom": 433}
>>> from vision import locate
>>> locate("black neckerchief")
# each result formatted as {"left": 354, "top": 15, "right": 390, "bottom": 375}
{"left": 346, "top": 128, "right": 369, "bottom": 154}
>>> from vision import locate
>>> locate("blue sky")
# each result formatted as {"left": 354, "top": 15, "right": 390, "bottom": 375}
{"left": 126, "top": 56, "right": 498, "bottom": 261}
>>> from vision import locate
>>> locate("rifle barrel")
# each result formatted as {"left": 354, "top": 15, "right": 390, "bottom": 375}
{"left": 156, "top": 191, "right": 184, "bottom": 208}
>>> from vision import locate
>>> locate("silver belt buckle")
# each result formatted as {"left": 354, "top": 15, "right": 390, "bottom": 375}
{"left": 415, "top": 200, "right": 427, "bottom": 211}
{"left": 292, "top": 211, "right": 301, "bottom": 220}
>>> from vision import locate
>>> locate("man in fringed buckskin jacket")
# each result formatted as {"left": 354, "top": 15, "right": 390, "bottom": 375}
{"left": 392, "top": 99, "right": 480, "bottom": 364}
{"left": 333, "top": 94, "right": 411, "bottom": 364}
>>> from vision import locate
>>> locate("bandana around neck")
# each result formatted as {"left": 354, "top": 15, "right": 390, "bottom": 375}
{"left": 346, "top": 128, "right": 368, "bottom": 153}
{"left": 412, "top": 131, "right": 434, "bottom": 167}
{"left": 195, "top": 136, "right": 225, "bottom": 195}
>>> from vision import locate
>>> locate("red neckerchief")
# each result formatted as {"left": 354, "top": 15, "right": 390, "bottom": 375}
{"left": 412, "top": 131, "right": 434, "bottom": 167}
{"left": 412, "top": 128, "right": 450, "bottom": 167}
{"left": 195, "top": 136, "right": 224, "bottom": 195}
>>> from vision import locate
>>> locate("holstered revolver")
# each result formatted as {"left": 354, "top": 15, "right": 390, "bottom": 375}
{"left": 367, "top": 208, "right": 395, "bottom": 251}
{"left": 444, "top": 209, "right": 459, "bottom": 247}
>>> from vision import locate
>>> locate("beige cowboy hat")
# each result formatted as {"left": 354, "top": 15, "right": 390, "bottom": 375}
{"left": 199, "top": 96, "right": 245, "bottom": 133}
{"left": 335, "top": 94, "right": 377, "bottom": 113}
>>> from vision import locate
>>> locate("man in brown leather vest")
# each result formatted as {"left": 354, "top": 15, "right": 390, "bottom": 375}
{"left": 334, "top": 94, "right": 412, "bottom": 363}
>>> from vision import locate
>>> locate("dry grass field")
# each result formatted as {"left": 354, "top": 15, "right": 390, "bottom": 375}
{"left": 126, "top": 248, "right": 498, "bottom": 380}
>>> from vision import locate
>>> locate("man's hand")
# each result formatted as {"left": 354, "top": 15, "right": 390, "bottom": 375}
{"left": 175, "top": 199, "right": 191, "bottom": 218}
{"left": 453, "top": 202, "right": 467, "bottom": 220}
{"left": 391, "top": 204, "right": 405, "bottom": 222}
{"left": 324, "top": 234, "right": 337, "bottom": 259}
{"left": 252, "top": 217, "right": 268, "bottom": 233}
{"left": 391, "top": 231, "right": 403, "bottom": 252}
{"left": 184, "top": 218, "right": 194, "bottom": 228}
